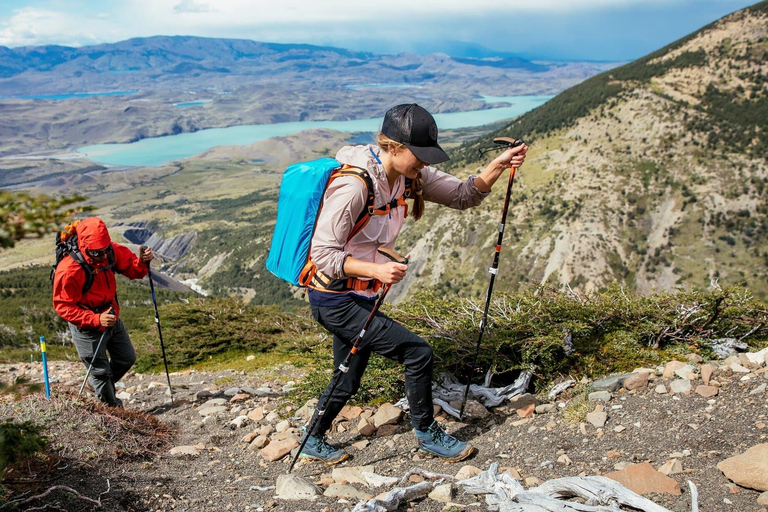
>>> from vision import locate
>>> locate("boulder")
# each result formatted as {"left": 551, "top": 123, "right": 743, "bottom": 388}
{"left": 606, "top": 462, "right": 681, "bottom": 495}
{"left": 717, "top": 444, "right": 768, "bottom": 491}
{"left": 259, "top": 438, "right": 298, "bottom": 462}
{"left": 623, "top": 372, "right": 649, "bottom": 391}
{"left": 373, "top": 403, "right": 404, "bottom": 428}
{"left": 275, "top": 474, "right": 321, "bottom": 500}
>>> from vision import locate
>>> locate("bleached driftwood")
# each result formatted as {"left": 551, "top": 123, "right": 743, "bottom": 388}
{"left": 709, "top": 337, "right": 748, "bottom": 358}
{"left": 351, "top": 481, "right": 436, "bottom": 512}
{"left": 454, "top": 463, "right": 697, "bottom": 512}
{"left": 395, "top": 372, "right": 535, "bottom": 418}
{"left": 547, "top": 379, "right": 575, "bottom": 399}
{"left": 688, "top": 481, "right": 698, "bottom": 512}
{"left": 396, "top": 468, "right": 455, "bottom": 486}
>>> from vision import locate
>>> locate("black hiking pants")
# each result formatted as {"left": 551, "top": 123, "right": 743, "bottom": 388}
{"left": 309, "top": 295, "right": 434, "bottom": 435}
{"left": 70, "top": 319, "right": 136, "bottom": 406}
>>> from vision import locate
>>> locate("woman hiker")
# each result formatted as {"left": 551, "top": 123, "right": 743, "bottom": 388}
{"left": 52, "top": 217, "right": 154, "bottom": 407}
{"left": 300, "top": 103, "right": 528, "bottom": 464}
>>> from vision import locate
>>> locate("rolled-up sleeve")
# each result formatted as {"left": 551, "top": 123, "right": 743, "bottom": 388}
{"left": 421, "top": 167, "right": 491, "bottom": 210}
{"left": 310, "top": 176, "right": 368, "bottom": 279}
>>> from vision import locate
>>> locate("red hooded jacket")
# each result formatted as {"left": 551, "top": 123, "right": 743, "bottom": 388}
{"left": 52, "top": 217, "right": 149, "bottom": 331}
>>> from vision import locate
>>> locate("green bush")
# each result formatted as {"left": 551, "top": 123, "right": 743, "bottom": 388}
{"left": 0, "top": 420, "right": 47, "bottom": 477}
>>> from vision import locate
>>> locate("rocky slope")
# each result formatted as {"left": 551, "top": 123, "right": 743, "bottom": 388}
{"left": 2, "top": 347, "right": 768, "bottom": 511}
{"left": 393, "top": 1, "right": 768, "bottom": 301}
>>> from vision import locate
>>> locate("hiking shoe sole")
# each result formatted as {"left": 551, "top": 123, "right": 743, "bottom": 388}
{"left": 298, "top": 452, "right": 350, "bottom": 465}
{"left": 418, "top": 444, "right": 476, "bottom": 463}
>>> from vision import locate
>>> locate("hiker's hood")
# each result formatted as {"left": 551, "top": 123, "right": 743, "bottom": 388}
{"left": 75, "top": 217, "right": 112, "bottom": 263}
{"left": 335, "top": 145, "right": 387, "bottom": 183}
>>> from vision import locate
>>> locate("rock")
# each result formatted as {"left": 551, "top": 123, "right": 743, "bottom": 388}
{"left": 525, "top": 476, "right": 544, "bottom": 487}
{"left": 373, "top": 403, "right": 404, "bottom": 428}
{"left": 246, "top": 355, "right": 256, "bottom": 361}
{"left": 624, "top": 372, "right": 649, "bottom": 391}
{"left": 455, "top": 465, "right": 482, "bottom": 480}
{"left": 731, "top": 362, "right": 751, "bottom": 373}
{"left": 296, "top": 399, "right": 318, "bottom": 421}
{"left": 507, "top": 393, "right": 540, "bottom": 410}
{"left": 169, "top": 445, "right": 201, "bottom": 456}
{"left": 453, "top": 399, "right": 489, "bottom": 419}
{"left": 230, "top": 416, "right": 248, "bottom": 428}
{"left": 357, "top": 417, "right": 377, "bottom": 436}
{"left": 224, "top": 387, "right": 240, "bottom": 397}
{"left": 669, "top": 379, "right": 692, "bottom": 394}
{"left": 515, "top": 403, "right": 535, "bottom": 418}
{"left": 230, "top": 393, "right": 250, "bottom": 403}
{"left": 658, "top": 460, "right": 683, "bottom": 475}
{"left": 501, "top": 467, "right": 523, "bottom": 480}
{"left": 655, "top": 384, "right": 668, "bottom": 394}
{"left": 340, "top": 405, "right": 364, "bottom": 420}
{"left": 362, "top": 472, "right": 398, "bottom": 488}
{"left": 674, "top": 364, "right": 697, "bottom": 380}
{"left": 750, "top": 383, "right": 767, "bottom": 395}
{"left": 701, "top": 364, "right": 716, "bottom": 385}
{"left": 240, "top": 386, "right": 257, "bottom": 396}
{"left": 588, "top": 391, "right": 612, "bottom": 402}
{"left": 442, "top": 504, "right": 467, "bottom": 511}
{"left": 275, "top": 419, "right": 291, "bottom": 433}
{"left": 198, "top": 406, "right": 227, "bottom": 417}
{"left": 248, "top": 435, "right": 270, "bottom": 451}
{"left": 259, "top": 438, "right": 299, "bottom": 462}
{"left": 695, "top": 385, "right": 718, "bottom": 397}
{"left": 275, "top": 474, "right": 321, "bottom": 500}
{"left": 663, "top": 361, "right": 687, "bottom": 379}
{"left": 241, "top": 431, "right": 259, "bottom": 444}
{"left": 592, "top": 374, "right": 634, "bottom": 392}
{"left": 265, "top": 411, "right": 280, "bottom": 423}
{"left": 587, "top": 410, "right": 608, "bottom": 428}
{"left": 255, "top": 387, "right": 273, "bottom": 396}
{"left": 717, "top": 444, "right": 768, "bottom": 491}
{"left": 686, "top": 353, "right": 704, "bottom": 364}
{"left": 247, "top": 407, "right": 264, "bottom": 422}
{"left": 535, "top": 404, "right": 556, "bottom": 414}
{"left": 758, "top": 491, "right": 768, "bottom": 505}
{"left": 258, "top": 425, "right": 275, "bottom": 437}
{"left": 606, "top": 462, "right": 681, "bottom": 495}
{"left": 323, "top": 484, "right": 369, "bottom": 500}
{"left": 429, "top": 483, "right": 454, "bottom": 503}
{"left": 332, "top": 465, "right": 375, "bottom": 485}
{"left": 201, "top": 398, "right": 228, "bottom": 407}
{"left": 557, "top": 454, "right": 572, "bottom": 466}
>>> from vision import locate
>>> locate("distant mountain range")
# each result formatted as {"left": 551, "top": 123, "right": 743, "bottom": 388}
{"left": 0, "top": 36, "right": 550, "bottom": 95}
{"left": 0, "top": 36, "right": 616, "bottom": 157}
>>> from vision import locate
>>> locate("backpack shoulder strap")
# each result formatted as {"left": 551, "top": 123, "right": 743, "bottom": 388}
{"left": 328, "top": 165, "right": 376, "bottom": 241}
{"left": 67, "top": 249, "right": 96, "bottom": 295}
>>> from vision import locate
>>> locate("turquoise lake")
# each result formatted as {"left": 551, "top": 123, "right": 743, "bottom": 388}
{"left": 77, "top": 95, "right": 552, "bottom": 167}
{"left": 0, "top": 90, "right": 137, "bottom": 101}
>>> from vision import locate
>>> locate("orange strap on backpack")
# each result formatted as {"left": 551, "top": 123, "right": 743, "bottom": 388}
{"left": 300, "top": 165, "right": 409, "bottom": 293}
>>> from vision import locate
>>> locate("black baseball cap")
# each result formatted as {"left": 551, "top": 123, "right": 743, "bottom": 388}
{"left": 381, "top": 104, "right": 450, "bottom": 165}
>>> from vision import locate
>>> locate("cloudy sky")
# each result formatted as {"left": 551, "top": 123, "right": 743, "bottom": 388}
{"left": 0, "top": 0, "right": 759, "bottom": 60}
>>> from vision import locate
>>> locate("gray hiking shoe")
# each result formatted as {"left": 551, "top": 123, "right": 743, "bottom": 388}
{"left": 299, "top": 434, "right": 349, "bottom": 465}
{"left": 414, "top": 421, "right": 475, "bottom": 462}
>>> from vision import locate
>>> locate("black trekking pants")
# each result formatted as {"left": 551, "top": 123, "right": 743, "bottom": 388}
{"left": 309, "top": 295, "right": 434, "bottom": 435}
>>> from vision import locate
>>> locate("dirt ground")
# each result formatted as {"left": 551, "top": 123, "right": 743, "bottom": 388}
{"left": 1, "top": 359, "right": 767, "bottom": 512}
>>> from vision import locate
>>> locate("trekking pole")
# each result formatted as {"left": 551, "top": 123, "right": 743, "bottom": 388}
{"left": 459, "top": 137, "right": 524, "bottom": 420}
{"left": 141, "top": 246, "right": 174, "bottom": 403}
{"left": 79, "top": 308, "right": 115, "bottom": 396}
{"left": 288, "top": 247, "right": 408, "bottom": 474}
{"left": 40, "top": 336, "right": 51, "bottom": 399}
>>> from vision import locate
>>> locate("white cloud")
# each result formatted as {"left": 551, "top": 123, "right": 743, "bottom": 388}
{"left": 0, "top": 7, "right": 125, "bottom": 47}
{"left": 173, "top": 0, "right": 217, "bottom": 13}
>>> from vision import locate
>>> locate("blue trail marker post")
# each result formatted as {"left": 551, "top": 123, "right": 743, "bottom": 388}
{"left": 40, "top": 336, "right": 51, "bottom": 399}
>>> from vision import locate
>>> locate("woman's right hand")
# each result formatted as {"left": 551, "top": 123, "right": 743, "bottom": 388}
{"left": 376, "top": 262, "right": 408, "bottom": 284}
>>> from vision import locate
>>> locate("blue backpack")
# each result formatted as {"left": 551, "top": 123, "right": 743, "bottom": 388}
{"left": 266, "top": 157, "right": 409, "bottom": 288}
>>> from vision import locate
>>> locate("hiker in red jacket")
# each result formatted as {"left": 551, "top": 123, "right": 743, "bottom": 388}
{"left": 52, "top": 217, "right": 153, "bottom": 406}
